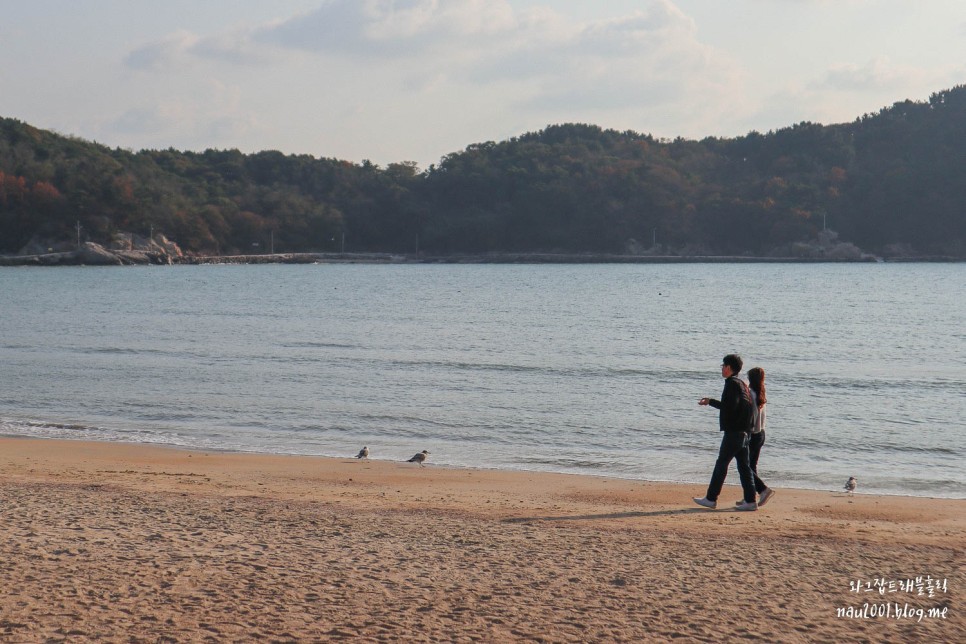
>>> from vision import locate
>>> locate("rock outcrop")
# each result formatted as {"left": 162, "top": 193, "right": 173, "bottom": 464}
{"left": 1, "top": 235, "right": 184, "bottom": 266}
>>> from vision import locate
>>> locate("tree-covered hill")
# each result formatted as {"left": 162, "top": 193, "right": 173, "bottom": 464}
{"left": 2, "top": 85, "right": 965, "bottom": 258}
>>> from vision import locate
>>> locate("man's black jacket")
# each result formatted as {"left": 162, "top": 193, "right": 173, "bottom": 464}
{"left": 708, "top": 376, "right": 745, "bottom": 433}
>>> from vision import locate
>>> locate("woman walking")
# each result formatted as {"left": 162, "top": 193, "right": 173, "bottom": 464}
{"left": 746, "top": 367, "right": 775, "bottom": 506}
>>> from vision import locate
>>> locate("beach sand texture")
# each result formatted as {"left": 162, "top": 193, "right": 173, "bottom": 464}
{"left": 1, "top": 438, "right": 962, "bottom": 642}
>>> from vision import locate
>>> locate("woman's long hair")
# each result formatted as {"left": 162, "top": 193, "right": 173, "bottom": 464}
{"left": 748, "top": 367, "right": 766, "bottom": 408}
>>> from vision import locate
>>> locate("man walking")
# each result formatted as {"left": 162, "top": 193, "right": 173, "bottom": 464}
{"left": 693, "top": 354, "right": 758, "bottom": 511}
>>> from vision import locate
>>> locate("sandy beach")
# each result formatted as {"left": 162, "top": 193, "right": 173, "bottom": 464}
{"left": 0, "top": 438, "right": 961, "bottom": 642}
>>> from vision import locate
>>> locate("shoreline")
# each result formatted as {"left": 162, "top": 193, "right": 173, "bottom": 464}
{"left": 2, "top": 435, "right": 962, "bottom": 503}
{"left": 3, "top": 431, "right": 961, "bottom": 501}
{"left": 3, "top": 250, "right": 965, "bottom": 266}
{"left": 1, "top": 437, "right": 962, "bottom": 640}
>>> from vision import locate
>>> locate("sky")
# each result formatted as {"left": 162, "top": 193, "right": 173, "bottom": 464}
{"left": 2, "top": 0, "right": 964, "bottom": 170}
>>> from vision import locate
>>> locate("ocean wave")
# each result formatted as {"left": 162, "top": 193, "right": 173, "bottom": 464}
{"left": 280, "top": 341, "right": 361, "bottom": 350}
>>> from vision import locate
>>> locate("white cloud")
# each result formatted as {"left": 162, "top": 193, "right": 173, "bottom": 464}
{"left": 111, "top": 106, "right": 174, "bottom": 135}
{"left": 120, "top": 1, "right": 742, "bottom": 135}
{"left": 821, "top": 57, "right": 926, "bottom": 92}
{"left": 112, "top": 0, "right": 961, "bottom": 161}
{"left": 102, "top": 80, "right": 258, "bottom": 149}
{"left": 254, "top": 0, "right": 522, "bottom": 57}
{"left": 125, "top": 28, "right": 272, "bottom": 71}
{"left": 736, "top": 52, "right": 958, "bottom": 135}
{"left": 573, "top": 0, "right": 694, "bottom": 57}
{"left": 461, "top": 1, "right": 743, "bottom": 131}
{"left": 468, "top": 3, "right": 697, "bottom": 82}
{"left": 124, "top": 30, "right": 200, "bottom": 71}
{"left": 189, "top": 32, "right": 275, "bottom": 66}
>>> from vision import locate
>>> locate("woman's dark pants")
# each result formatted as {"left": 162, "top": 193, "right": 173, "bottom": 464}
{"left": 748, "top": 430, "right": 768, "bottom": 494}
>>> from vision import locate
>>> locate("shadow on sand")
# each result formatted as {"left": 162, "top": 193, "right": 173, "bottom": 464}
{"left": 503, "top": 508, "right": 714, "bottom": 523}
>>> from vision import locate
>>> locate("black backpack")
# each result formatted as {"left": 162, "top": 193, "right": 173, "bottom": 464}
{"left": 735, "top": 378, "right": 759, "bottom": 432}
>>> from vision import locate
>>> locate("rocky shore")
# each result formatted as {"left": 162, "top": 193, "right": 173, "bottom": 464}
{"left": 2, "top": 245, "right": 960, "bottom": 266}
{"left": 0, "top": 234, "right": 185, "bottom": 266}
{"left": 0, "top": 242, "right": 176, "bottom": 266}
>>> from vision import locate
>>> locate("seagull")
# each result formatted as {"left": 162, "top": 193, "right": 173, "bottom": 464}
{"left": 844, "top": 476, "right": 857, "bottom": 494}
{"left": 355, "top": 446, "right": 369, "bottom": 459}
{"left": 407, "top": 450, "right": 430, "bottom": 466}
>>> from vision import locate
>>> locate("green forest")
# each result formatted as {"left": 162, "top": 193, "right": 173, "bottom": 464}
{"left": 2, "top": 85, "right": 965, "bottom": 259}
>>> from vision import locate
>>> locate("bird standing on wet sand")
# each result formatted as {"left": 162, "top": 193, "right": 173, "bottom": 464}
{"left": 844, "top": 476, "right": 857, "bottom": 493}
{"left": 356, "top": 446, "right": 369, "bottom": 459}
{"left": 407, "top": 450, "right": 430, "bottom": 466}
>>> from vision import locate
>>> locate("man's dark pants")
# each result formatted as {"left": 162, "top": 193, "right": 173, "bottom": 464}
{"left": 706, "top": 431, "right": 757, "bottom": 503}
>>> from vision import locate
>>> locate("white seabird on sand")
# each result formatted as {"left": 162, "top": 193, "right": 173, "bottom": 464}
{"left": 407, "top": 450, "right": 430, "bottom": 466}
{"left": 844, "top": 476, "right": 857, "bottom": 493}
{"left": 356, "top": 446, "right": 369, "bottom": 459}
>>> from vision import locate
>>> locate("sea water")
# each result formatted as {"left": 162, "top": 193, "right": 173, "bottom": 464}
{"left": 1, "top": 262, "right": 963, "bottom": 498}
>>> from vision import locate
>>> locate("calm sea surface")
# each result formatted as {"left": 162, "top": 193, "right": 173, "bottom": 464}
{"left": 1, "top": 263, "right": 963, "bottom": 498}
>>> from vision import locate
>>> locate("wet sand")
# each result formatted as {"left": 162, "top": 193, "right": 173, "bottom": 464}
{"left": 0, "top": 437, "right": 961, "bottom": 642}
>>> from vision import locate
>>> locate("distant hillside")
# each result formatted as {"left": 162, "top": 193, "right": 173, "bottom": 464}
{"left": 2, "top": 85, "right": 965, "bottom": 258}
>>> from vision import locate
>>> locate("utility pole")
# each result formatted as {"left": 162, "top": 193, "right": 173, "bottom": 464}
{"left": 76, "top": 221, "right": 82, "bottom": 249}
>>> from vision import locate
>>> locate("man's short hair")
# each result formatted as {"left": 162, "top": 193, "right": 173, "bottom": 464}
{"left": 723, "top": 354, "right": 743, "bottom": 374}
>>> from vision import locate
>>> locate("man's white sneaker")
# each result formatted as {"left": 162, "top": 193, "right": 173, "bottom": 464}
{"left": 735, "top": 500, "right": 758, "bottom": 511}
{"left": 693, "top": 496, "right": 717, "bottom": 509}
{"left": 758, "top": 488, "right": 775, "bottom": 507}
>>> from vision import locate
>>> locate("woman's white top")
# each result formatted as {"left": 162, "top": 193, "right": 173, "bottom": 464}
{"left": 750, "top": 389, "right": 766, "bottom": 433}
